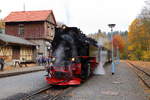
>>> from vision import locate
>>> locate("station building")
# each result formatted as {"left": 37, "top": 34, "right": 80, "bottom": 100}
{"left": 3, "top": 10, "right": 56, "bottom": 57}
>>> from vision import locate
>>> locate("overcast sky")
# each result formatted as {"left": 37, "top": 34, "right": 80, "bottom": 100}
{"left": 0, "top": 0, "right": 145, "bottom": 34}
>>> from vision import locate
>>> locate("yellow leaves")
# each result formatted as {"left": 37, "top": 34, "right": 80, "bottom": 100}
{"left": 0, "top": 19, "right": 5, "bottom": 29}
{"left": 128, "top": 18, "right": 150, "bottom": 60}
{"left": 142, "top": 51, "right": 150, "bottom": 61}
{"left": 128, "top": 45, "right": 134, "bottom": 51}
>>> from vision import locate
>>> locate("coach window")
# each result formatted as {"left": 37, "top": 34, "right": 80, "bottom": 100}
{"left": 18, "top": 24, "right": 24, "bottom": 35}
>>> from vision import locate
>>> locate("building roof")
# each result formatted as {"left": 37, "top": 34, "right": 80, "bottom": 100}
{"left": 0, "top": 34, "right": 35, "bottom": 46}
{"left": 4, "top": 10, "right": 56, "bottom": 24}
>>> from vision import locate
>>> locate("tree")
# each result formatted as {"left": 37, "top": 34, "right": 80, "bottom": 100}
{"left": 88, "top": 30, "right": 111, "bottom": 50}
{"left": 128, "top": 19, "right": 142, "bottom": 60}
{"left": 139, "top": 0, "right": 150, "bottom": 51}
{"left": 128, "top": 17, "right": 150, "bottom": 60}
{"left": 112, "top": 34, "right": 125, "bottom": 59}
{"left": 112, "top": 34, "right": 125, "bottom": 52}
{"left": 127, "top": 0, "right": 150, "bottom": 61}
{"left": 0, "top": 19, "right": 5, "bottom": 29}
{"left": 0, "top": 9, "right": 4, "bottom": 29}
{"left": 56, "top": 21, "right": 66, "bottom": 27}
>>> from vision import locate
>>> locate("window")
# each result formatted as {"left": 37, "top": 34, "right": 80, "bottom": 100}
{"left": 18, "top": 24, "right": 24, "bottom": 35}
{"left": 47, "top": 25, "right": 51, "bottom": 36}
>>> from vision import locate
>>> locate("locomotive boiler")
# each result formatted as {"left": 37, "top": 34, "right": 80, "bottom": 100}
{"left": 45, "top": 26, "right": 103, "bottom": 85}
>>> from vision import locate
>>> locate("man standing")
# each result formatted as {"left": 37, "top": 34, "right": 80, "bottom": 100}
{"left": 0, "top": 58, "right": 4, "bottom": 71}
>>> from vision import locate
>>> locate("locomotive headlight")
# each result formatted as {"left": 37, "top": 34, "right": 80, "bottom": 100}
{"left": 50, "top": 62, "right": 53, "bottom": 66}
{"left": 52, "top": 57, "right": 56, "bottom": 61}
{"left": 71, "top": 58, "right": 75, "bottom": 61}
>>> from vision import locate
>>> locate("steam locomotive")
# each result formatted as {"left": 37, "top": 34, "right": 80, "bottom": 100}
{"left": 45, "top": 26, "right": 111, "bottom": 85}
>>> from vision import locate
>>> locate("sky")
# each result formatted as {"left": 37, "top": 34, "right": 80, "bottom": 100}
{"left": 0, "top": 0, "right": 146, "bottom": 34}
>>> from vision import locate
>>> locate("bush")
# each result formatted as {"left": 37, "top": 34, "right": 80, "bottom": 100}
{"left": 142, "top": 51, "right": 150, "bottom": 61}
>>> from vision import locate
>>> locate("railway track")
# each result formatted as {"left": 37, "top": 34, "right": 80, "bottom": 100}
{"left": 20, "top": 85, "right": 74, "bottom": 100}
{"left": 127, "top": 61, "right": 150, "bottom": 88}
{"left": 48, "top": 87, "right": 74, "bottom": 100}
{"left": 20, "top": 85, "right": 52, "bottom": 100}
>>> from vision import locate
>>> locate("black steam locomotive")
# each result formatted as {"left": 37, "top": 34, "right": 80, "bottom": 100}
{"left": 45, "top": 25, "right": 110, "bottom": 85}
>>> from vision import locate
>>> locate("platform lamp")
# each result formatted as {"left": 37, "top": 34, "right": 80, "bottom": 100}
{"left": 108, "top": 24, "right": 116, "bottom": 75}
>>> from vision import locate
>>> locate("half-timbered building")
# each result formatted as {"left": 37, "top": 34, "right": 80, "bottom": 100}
{"left": 0, "top": 34, "right": 36, "bottom": 62}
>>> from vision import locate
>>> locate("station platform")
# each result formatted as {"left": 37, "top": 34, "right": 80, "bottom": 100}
{"left": 0, "top": 65, "right": 45, "bottom": 78}
{"left": 69, "top": 61, "right": 149, "bottom": 100}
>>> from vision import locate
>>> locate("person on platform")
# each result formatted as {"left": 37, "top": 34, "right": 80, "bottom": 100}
{"left": 0, "top": 58, "right": 4, "bottom": 71}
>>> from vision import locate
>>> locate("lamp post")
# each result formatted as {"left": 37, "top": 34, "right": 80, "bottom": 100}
{"left": 116, "top": 46, "right": 120, "bottom": 64}
{"left": 108, "top": 24, "right": 116, "bottom": 75}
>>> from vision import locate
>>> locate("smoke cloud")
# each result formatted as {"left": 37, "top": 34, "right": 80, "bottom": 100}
{"left": 52, "top": 31, "right": 77, "bottom": 72}
{"left": 53, "top": 43, "right": 65, "bottom": 70}
{"left": 61, "top": 34, "right": 77, "bottom": 57}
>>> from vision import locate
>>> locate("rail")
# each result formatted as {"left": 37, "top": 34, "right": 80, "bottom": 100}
{"left": 127, "top": 61, "right": 150, "bottom": 88}
{"left": 20, "top": 80, "right": 73, "bottom": 100}
{"left": 20, "top": 85, "right": 53, "bottom": 100}
{"left": 49, "top": 87, "right": 74, "bottom": 100}
{"left": 20, "top": 86, "right": 74, "bottom": 100}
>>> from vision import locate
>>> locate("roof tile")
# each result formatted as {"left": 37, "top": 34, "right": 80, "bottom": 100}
{"left": 4, "top": 10, "right": 52, "bottom": 22}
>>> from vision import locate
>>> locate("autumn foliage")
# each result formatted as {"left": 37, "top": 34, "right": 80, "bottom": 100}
{"left": 128, "top": 18, "right": 150, "bottom": 61}
{"left": 126, "top": 0, "right": 150, "bottom": 61}
{"left": 112, "top": 34, "right": 125, "bottom": 52}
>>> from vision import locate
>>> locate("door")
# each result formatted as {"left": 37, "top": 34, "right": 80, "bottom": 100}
{"left": 12, "top": 46, "right": 20, "bottom": 59}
